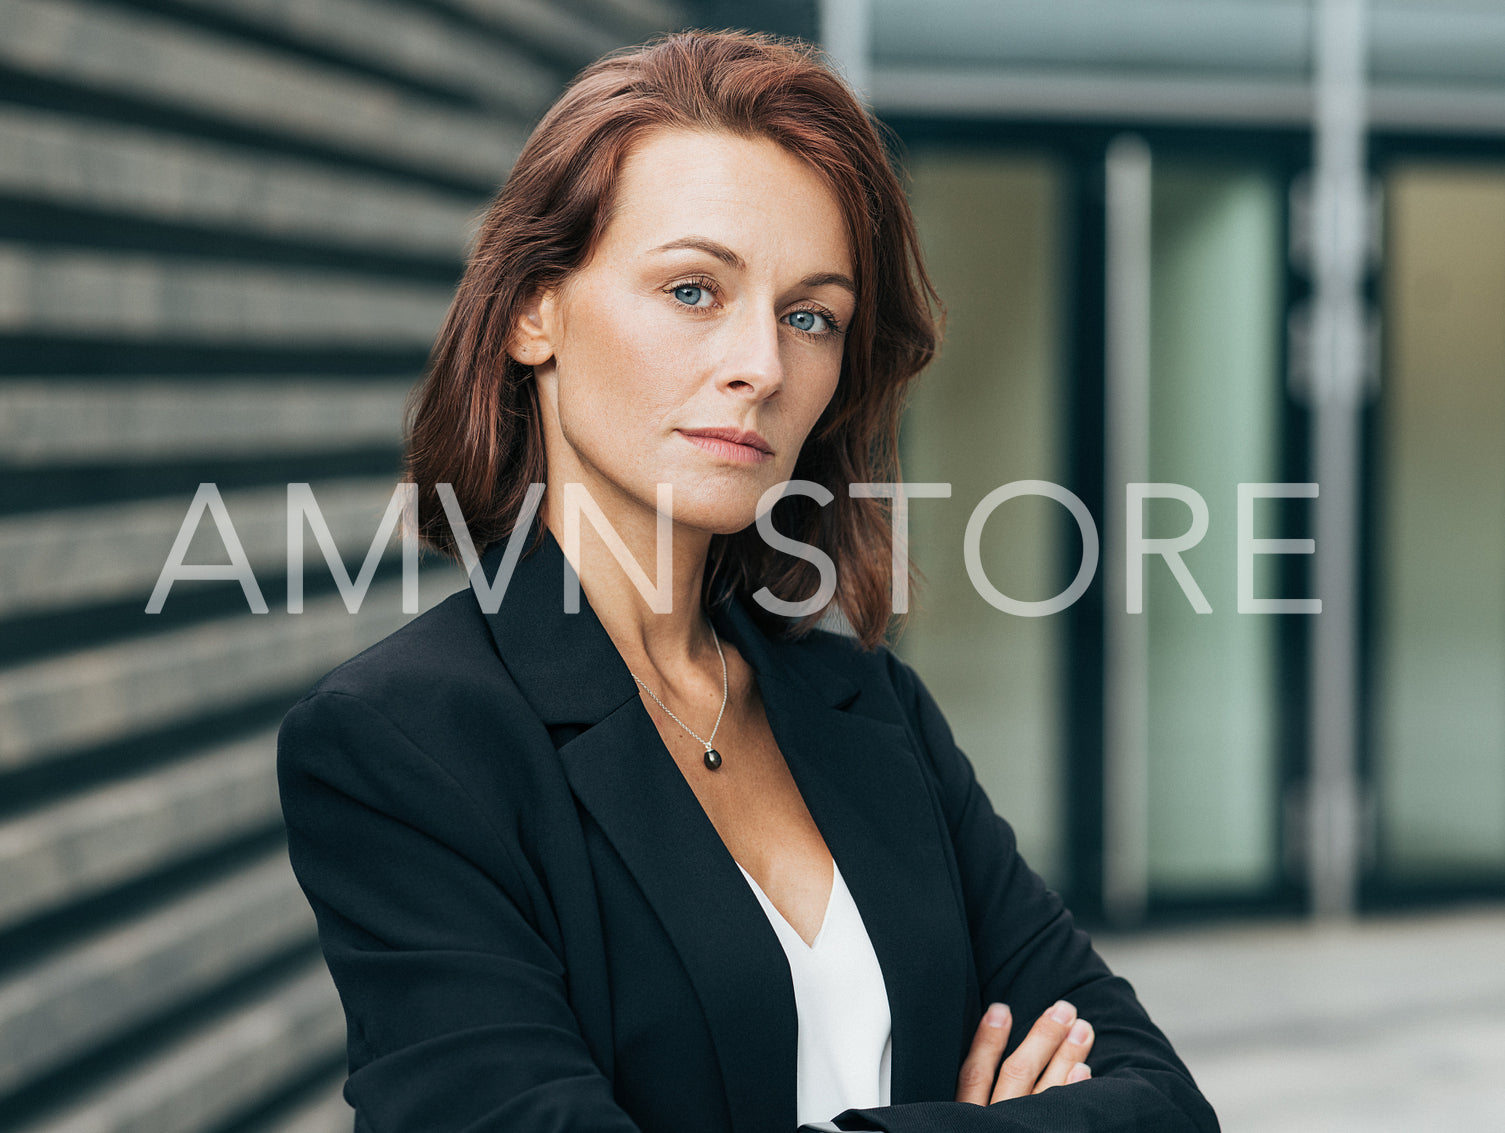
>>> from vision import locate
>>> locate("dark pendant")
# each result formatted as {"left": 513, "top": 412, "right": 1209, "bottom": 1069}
{"left": 703, "top": 748, "right": 722, "bottom": 771}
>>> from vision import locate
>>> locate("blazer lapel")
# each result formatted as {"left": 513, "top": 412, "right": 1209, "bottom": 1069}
{"left": 479, "top": 527, "right": 973, "bottom": 1126}
{"left": 715, "top": 599, "right": 976, "bottom": 1108}
{"left": 481, "top": 528, "right": 797, "bottom": 1133}
{"left": 556, "top": 707, "right": 799, "bottom": 1133}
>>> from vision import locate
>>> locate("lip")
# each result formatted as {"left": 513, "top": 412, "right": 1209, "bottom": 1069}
{"left": 677, "top": 426, "right": 774, "bottom": 464}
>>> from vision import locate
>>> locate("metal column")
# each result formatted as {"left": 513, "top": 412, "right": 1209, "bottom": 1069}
{"left": 1103, "top": 135, "right": 1154, "bottom": 925}
{"left": 1306, "top": 0, "right": 1369, "bottom": 919}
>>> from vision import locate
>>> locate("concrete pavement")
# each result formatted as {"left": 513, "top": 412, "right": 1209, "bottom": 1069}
{"left": 1093, "top": 904, "right": 1505, "bottom": 1132}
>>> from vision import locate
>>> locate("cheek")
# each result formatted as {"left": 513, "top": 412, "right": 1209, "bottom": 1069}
{"left": 553, "top": 298, "right": 693, "bottom": 440}
{"left": 795, "top": 350, "right": 843, "bottom": 426}
{"left": 771, "top": 354, "right": 842, "bottom": 477}
{"left": 558, "top": 300, "right": 649, "bottom": 403}
{"left": 565, "top": 297, "right": 650, "bottom": 386}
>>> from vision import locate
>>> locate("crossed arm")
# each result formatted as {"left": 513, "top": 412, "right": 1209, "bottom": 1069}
{"left": 279, "top": 666, "right": 1216, "bottom": 1133}
{"left": 814, "top": 654, "right": 1220, "bottom": 1133}
{"left": 802, "top": 1002, "right": 1095, "bottom": 1131}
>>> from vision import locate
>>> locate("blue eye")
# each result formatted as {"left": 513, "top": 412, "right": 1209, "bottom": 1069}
{"left": 673, "top": 284, "right": 708, "bottom": 306}
{"left": 785, "top": 309, "right": 831, "bottom": 334}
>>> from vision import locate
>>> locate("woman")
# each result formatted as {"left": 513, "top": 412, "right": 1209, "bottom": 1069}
{"left": 277, "top": 30, "right": 1218, "bottom": 1133}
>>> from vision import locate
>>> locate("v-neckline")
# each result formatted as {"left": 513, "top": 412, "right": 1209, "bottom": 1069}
{"left": 736, "top": 858, "right": 838, "bottom": 950}
{"left": 493, "top": 525, "right": 983, "bottom": 1121}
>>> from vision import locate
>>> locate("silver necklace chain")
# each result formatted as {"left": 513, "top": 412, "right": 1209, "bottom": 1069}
{"left": 628, "top": 621, "right": 728, "bottom": 770}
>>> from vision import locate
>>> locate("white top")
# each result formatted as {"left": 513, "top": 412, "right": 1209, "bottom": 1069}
{"left": 736, "top": 857, "right": 893, "bottom": 1127}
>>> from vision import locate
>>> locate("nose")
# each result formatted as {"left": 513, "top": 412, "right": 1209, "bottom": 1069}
{"left": 718, "top": 305, "right": 783, "bottom": 399}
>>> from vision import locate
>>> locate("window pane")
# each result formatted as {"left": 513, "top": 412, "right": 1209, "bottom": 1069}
{"left": 1379, "top": 162, "right": 1505, "bottom": 880}
{"left": 900, "top": 152, "right": 1067, "bottom": 884}
{"left": 1144, "top": 162, "right": 1283, "bottom": 896}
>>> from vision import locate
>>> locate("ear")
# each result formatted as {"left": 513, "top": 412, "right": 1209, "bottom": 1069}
{"left": 509, "top": 286, "right": 558, "bottom": 368}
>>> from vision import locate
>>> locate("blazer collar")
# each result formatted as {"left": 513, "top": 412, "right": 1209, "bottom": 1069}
{"left": 478, "top": 522, "right": 860, "bottom": 726}
{"left": 473, "top": 521, "right": 972, "bottom": 1130}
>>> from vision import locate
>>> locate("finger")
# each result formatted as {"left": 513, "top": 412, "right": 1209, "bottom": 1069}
{"left": 1032, "top": 1018, "right": 1094, "bottom": 1094}
{"left": 955, "top": 1003, "right": 1012, "bottom": 1105}
{"left": 1066, "top": 1063, "right": 1092, "bottom": 1085}
{"left": 989, "top": 999, "right": 1078, "bottom": 1103}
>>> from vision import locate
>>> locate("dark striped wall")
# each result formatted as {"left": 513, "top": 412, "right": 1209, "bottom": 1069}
{"left": 0, "top": 1, "right": 688, "bottom": 1128}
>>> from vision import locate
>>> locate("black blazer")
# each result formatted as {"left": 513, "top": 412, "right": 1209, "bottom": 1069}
{"left": 277, "top": 527, "right": 1218, "bottom": 1133}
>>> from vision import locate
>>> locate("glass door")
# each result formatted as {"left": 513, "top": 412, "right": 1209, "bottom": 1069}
{"left": 1373, "top": 159, "right": 1505, "bottom": 895}
{"left": 893, "top": 128, "right": 1301, "bottom": 920}
{"left": 1101, "top": 143, "right": 1293, "bottom": 919}
{"left": 899, "top": 149, "right": 1071, "bottom": 887}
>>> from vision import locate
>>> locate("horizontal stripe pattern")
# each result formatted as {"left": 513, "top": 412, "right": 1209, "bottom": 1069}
{"left": 13, "top": 960, "right": 345, "bottom": 1133}
{"left": 0, "top": 247, "right": 455, "bottom": 341}
{"left": 0, "top": 852, "right": 316, "bottom": 1095}
{"left": 446, "top": 0, "right": 646, "bottom": 62}
{"left": 0, "top": 0, "right": 684, "bottom": 1126}
{"left": 0, "top": 579, "right": 460, "bottom": 770}
{"left": 167, "top": 0, "right": 561, "bottom": 111}
{"left": 0, "top": 479, "right": 426, "bottom": 615}
{"left": 260, "top": 1083, "right": 357, "bottom": 1133}
{"left": 0, "top": 379, "right": 412, "bottom": 464}
{"left": 1, "top": 0, "right": 524, "bottom": 184}
{"left": 0, "top": 729, "right": 282, "bottom": 932}
{"left": 0, "top": 106, "right": 480, "bottom": 258}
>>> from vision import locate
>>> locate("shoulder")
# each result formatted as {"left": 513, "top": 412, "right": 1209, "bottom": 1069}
{"left": 788, "top": 625, "right": 975, "bottom": 807}
{"left": 773, "top": 622, "right": 930, "bottom": 728}
{"left": 276, "top": 584, "right": 537, "bottom": 783}
{"left": 286, "top": 579, "right": 542, "bottom": 745}
{"left": 301, "top": 584, "right": 496, "bottom": 705}
{"left": 274, "top": 584, "right": 564, "bottom": 872}
{"left": 273, "top": 588, "right": 548, "bottom": 915}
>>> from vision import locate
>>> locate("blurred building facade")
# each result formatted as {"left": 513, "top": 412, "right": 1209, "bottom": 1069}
{"left": 866, "top": 0, "right": 1505, "bottom": 928}
{"left": 2, "top": 0, "right": 1504, "bottom": 1130}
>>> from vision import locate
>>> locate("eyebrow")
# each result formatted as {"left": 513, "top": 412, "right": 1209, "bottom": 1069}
{"left": 649, "top": 236, "right": 857, "bottom": 296}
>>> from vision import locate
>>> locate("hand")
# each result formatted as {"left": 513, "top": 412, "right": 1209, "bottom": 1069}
{"left": 954, "top": 999, "right": 1094, "bottom": 1105}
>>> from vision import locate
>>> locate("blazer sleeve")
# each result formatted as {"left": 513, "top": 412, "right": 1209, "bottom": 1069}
{"left": 828, "top": 655, "right": 1220, "bottom": 1133}
{"left": 277, "top": 688, "right": 644, "bottom": 1133}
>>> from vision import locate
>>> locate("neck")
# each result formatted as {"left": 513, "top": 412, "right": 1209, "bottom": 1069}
{"left": 541, "top": 488, "right": 719, "bottom": 676}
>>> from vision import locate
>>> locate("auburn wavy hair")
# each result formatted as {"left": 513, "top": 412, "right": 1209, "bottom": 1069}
{"left": 404, "top": 29, "right": 939, "bottom": 649}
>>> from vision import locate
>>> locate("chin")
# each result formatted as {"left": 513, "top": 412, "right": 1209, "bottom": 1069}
{"left": 668, "top": 496, "right": 763, "bottom": 538}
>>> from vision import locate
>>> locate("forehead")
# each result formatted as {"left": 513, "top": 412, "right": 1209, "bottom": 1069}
{"left": 602, "top": 128, "right": 853, "bottom": 271}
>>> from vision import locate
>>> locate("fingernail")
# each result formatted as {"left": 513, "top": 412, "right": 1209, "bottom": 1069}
{"left": 985, "top": 1002, "right": 1010, "bottom": 1027}
{"left": 1049, "top": 1000, "right": 1076, "bottom": 1025}
{"left": 1068, "top": 1063, "right": 1092, "bottom": 1084}
{"left": 1069, "top": 1019, "right": 1092, "bottom": 1044}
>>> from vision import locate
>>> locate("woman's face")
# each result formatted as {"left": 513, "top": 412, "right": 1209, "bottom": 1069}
{"left": 521, "top": 128, "right": 856, "bottom": 538}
